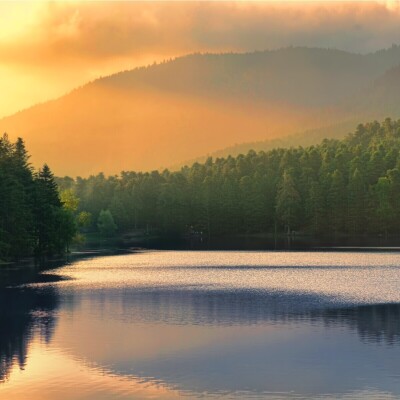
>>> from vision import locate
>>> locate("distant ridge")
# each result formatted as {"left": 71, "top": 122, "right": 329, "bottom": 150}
{"left": 174, "top": 120, "right": 359, "bottom": 169}
{"left": 2, "top": 45, "right": 400, "bottom": 175}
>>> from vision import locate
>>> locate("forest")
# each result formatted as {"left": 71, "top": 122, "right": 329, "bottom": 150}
{"left": 0, "top": 134, "right": 76, "bottom": 261}
{"left": 2, "top": 117, "right": 400, "bottom": 261}
{"left": 56, "top": 117, "right": 400, "bottom": 239}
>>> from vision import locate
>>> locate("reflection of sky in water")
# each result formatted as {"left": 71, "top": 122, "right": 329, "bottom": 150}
{"left": 53, "top": 251, "right": 400, "bottom": 304}
{"left": 1, "top": 251, "right": 400, "bottom": 399}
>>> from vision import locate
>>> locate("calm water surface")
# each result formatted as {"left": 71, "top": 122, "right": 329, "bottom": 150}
{"left": 1, "top": 250, "right": 400, "bottom": 399}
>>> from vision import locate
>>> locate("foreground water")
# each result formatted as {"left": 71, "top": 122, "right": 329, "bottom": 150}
{"left": 1, "top": 250, "right": 400, "bottom": 399}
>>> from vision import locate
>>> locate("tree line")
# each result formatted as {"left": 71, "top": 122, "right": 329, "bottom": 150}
{"left": 0, "top": 134, "right": 76, "bottom": 261}
{"left": 56, "top": 117, "right": 400, "bottom": 239}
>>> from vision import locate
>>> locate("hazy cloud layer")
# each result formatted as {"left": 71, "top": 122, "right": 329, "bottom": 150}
{"left": 1, "top": 1, "right": 400, "bottom": 116}
{"left": 3, "top": 1, "right": 400, "bottom": 66}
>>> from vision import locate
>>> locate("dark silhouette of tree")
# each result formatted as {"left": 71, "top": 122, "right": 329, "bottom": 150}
{"left": 0, "top": 136, "right": 76, "bottom": 260}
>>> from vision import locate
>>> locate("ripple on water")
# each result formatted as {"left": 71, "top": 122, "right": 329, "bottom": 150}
{"left": 44, "top": 251, "right": 400, "bottom": 305}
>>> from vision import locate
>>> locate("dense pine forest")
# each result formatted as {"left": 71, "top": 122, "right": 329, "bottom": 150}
{"left": 0, "top": 134, "right": 75, "bottom": 261}
{"left": 57, "top": 118, "right": 400, "bottom": 239}
{"left": 3, "top": 117, "right": 400, "bottom": 261}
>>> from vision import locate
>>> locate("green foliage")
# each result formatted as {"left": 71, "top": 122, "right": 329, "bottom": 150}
{"left": 76, "top": 211, "right": 92, "bottom": 229}
{"left": 59, "top": 189, "right": 91, "bottom": 244}
{"left": 374, "top": 177, "right": 393, "bottom": 234}
{"left": 63, "top": 117, "right": 400, "bottom": 238}
{"left": 0, "top": 135, "right": 76, "bottom": 260}
{"left": 276, "top": 170, "right": 301, "bottom": 233}
{"left": 60, "top": 189, "right": 79, "bottom": 212}
{"left": 97, "top": 210, "right": 117, "bottom": 237}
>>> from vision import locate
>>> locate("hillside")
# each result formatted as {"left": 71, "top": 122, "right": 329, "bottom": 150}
{"left": 176, "top": 120, "right": 358, "bottom": 168}
{"left": 354, "top": 64, "right": 400, "bottom": 116}
{"left": 3, "top": 46, "right": 400, "bottom": 176}
{"left": 63, "top": 117, "right": 400, "bottom": 237}
{"left": 105, "top": 46, "right": 400, "bottom": 107}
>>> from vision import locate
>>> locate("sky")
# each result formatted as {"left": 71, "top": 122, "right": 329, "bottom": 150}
{"left": 1, "top": 1, "right": 400, "bottom": 118}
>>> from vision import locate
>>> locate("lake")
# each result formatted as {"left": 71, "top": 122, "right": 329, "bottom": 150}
{"left": 1, "top": 250, "right": 400, "bottom": 399}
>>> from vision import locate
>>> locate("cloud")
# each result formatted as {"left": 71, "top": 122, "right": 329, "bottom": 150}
{"left": 1, "top": 1, "right": 400, "bottom": 117}
{"left": 2, "top": 1, "right": 400, "bottom": 69}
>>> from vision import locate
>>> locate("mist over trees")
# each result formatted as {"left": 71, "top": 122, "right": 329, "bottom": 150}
{"left": 5, "top": 46, "right": 400, "bottom": 176}
{"left": 58, "top": 118, "right": 400, "bottom": 238}
{"left": 0, "top": 134, "right": 76, "bottom": 260}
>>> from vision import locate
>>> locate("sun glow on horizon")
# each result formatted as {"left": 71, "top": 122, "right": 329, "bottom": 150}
{"left": 1, "top": 1, "right": 400, "bottom": 117}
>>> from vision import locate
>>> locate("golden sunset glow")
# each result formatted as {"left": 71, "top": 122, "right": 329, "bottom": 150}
{"left": 3, "top": 3, "right": 400, "bottom": 400}
{"left": 1, "top": 1, "right": 400, "bottom": 118}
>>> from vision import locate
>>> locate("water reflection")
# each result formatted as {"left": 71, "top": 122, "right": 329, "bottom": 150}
{"left": 52, "top": 288, "right": 400, "bottom": 398}
{"left": 58, "top": 287, "right": 399, "bottom": 342}
{"left": 1, "top": 250, "right": 400, "bottom": 399}
{"left": 0, "top": 286, "right": 59, "bottom": 382}
{"left": 140, "top": 234, "right": 400, "bottom": 251}
{"left": 321, "top": 304, "right": 400, "bottom": 345}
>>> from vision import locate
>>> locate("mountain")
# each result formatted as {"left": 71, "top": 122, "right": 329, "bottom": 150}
{"left": 3, "top": 45, "right": 400, "bottom": 176}
{"left": 354, "top": 63, "right": 400, "bottom": 117}
{"left": 176, "top": 120, "right": 358, "bottom": 168}
{"left": 105, "top": 46, "right": 400, "bottom": 107}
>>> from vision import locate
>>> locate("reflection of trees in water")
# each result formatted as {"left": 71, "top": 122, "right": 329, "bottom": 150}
{"left": 320, "top": 304, "right": 400, "bottom": 345}
{"left": 93, "top": 288, "right": 400, "bottom": 345}
{"left": 0, "top": 287, "right": 59, "bottom": 382}
{"left": 1, "top": 286, "right": 399, "bottom": 385}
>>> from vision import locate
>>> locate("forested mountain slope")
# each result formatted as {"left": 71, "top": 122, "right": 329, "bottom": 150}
{"left": 3, "top": 46, "right": 400, "bottom": 175}
{"left": 59, "top": 118, "right": 400, "bottom": 237}
{"left": 103, "top": 47, "right": 400, "bottom": 106}
{"left": 177, "top": 120, "right": 357, "bottom": 168}
{"left": 354, "top": 64, "right": 400, "bottom": 116}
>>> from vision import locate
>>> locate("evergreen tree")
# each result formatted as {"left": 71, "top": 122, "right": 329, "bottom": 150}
{"left": 374, "top": 177, "right": 393, "bottom": 236}
{"left": 97, "top": 210, "right": 117, "bottom": 237}
{"left": 306, "top": 180, "right": 325, "bottom": 234}
{"left": 347, "top": 168, "right": 365, "bottom": 234}
{"left": 34, "top": 164, "right": 64, "bottom": 256}
{"left": 38, "top": 117, "right": 400, "bottom": 240}
{"left": 276, "top": 170, "right": 301, "bottom": 234}
{"left": 0, "top": 137, "right": 76, "bottom": 260}
{"left": 328, "top": 169, "right": 346, "bottom": 235}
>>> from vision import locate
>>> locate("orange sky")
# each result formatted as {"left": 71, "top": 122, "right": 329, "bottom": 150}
{"left": 1, "top": 1, "right": 400, "bottom": 118}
